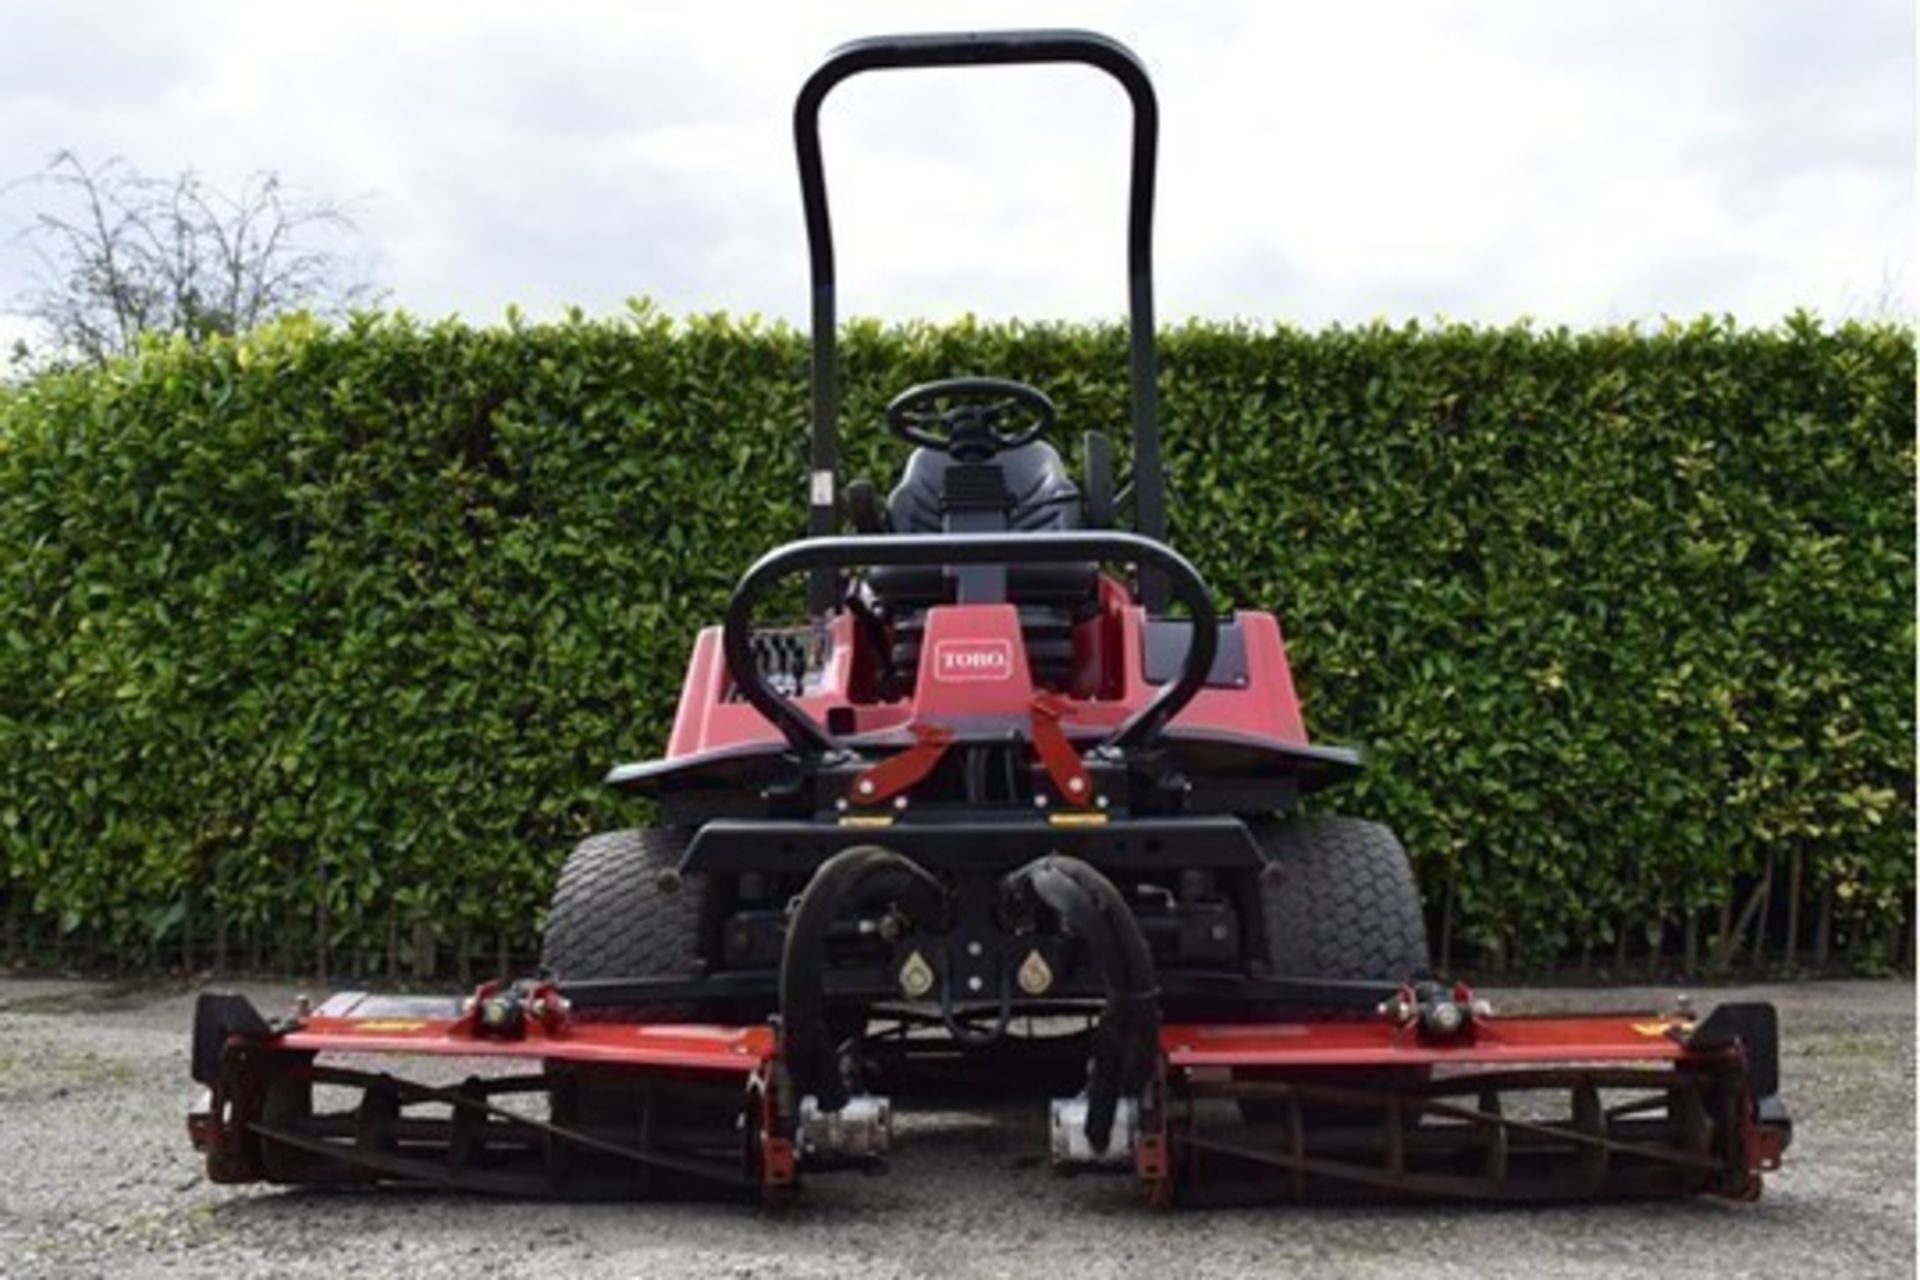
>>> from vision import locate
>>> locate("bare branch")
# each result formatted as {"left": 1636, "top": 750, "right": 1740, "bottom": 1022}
{"left": 5, "top": 151, "right": 381, "bottom": 365}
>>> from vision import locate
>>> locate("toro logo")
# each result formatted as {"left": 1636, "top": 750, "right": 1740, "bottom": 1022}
{"left": 933, "top": 639, "right": 1014, "bottom": 682}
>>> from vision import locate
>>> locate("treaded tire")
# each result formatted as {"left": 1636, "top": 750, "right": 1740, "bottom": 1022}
{"left": 540, "top": 828, "right": 710, "bottom": 1022}
{"left": 1256, "top": 815, "right": 1429, "bottom": 984}
{"left": 1241, "top": 816, "right": 1431, "bottom": 1128}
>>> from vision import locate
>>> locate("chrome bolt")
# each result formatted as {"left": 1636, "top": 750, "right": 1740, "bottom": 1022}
{"left": 857, "top": 779, "right": 875, "bottom": 796}
{"left": 1377, "top": 996, "right": 1414, "bottom": 1023}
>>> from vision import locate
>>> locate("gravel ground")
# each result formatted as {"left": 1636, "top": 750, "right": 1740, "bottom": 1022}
{"left": 0, "top": 976, "right": 1909, "bottom": 1279}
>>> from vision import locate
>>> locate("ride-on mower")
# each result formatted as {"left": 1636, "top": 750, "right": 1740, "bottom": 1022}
{"left": 189, "top": 30, "right": 1790, "bottom": 1206}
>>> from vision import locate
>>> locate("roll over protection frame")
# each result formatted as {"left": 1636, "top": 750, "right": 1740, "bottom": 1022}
{"left": 793, "top": 30, "right": 1167, "bottom": 613}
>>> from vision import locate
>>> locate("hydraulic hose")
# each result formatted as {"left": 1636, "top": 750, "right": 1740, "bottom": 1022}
{"left": 779, "top": 845, "right": 946, "bottom": 1111}
{"left": 1006, "top": 855, "right": 1160, "bottom": 1152}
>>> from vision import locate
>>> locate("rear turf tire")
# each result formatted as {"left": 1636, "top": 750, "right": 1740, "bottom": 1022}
{"left": 541, "top": 828, "right": 710, "bottom": 1021}
{"left": 1256, "top": 815, "right": 1429, "bottom": 985}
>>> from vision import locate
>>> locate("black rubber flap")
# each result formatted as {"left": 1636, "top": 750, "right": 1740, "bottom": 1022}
{"left": 1691, "top": 1001, "right": 1781, "bottom": 1099}
{"left": 190, "top": 991, "right": 274, "bottom": 1085}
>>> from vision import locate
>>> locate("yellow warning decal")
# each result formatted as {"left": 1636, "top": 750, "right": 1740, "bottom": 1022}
{"left": 355, "top": 1019, "right": 429, "bottom": 1032}
{"left": 1048, "top": 812, "right": 1109, "bottom": 827}
{"left": 1631, "top": 1020, "right": 1684, "bottom": 1036}
{"left": 838, "top": 815, "right": 894, "bottom": 828}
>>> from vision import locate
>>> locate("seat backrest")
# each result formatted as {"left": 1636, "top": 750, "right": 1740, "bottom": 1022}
{"left": 886, "top": 441, "right": 1084, "bottom": 534}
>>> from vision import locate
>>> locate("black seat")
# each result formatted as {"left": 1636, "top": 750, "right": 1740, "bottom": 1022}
{"left": 886, "top": 441, "right": 1084, "bottom": 534}
{"left": 865, "top": 442, "right": 1099, "bottom": 614}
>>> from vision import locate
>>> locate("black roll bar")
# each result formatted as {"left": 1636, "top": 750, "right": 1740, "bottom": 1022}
{"left": 794, "top": 30, "right": 1168, "bottom": 613}
{"left": 722, "top": 532, "right": 1216, "bottom": 758}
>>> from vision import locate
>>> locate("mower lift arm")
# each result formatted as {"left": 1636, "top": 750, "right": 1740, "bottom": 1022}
{"left": 721, "top": 531, "right": 1219, "bottom": 757}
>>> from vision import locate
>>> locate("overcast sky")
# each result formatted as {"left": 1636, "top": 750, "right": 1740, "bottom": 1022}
{"left": 1, "top": 0, "right": 1912, "bottom": 351}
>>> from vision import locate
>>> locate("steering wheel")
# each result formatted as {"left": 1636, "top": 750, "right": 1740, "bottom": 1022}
{"left": 884, "top": 377, "right": 1055, "bottom": 459}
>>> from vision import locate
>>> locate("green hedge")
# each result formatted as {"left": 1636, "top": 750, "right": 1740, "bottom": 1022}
{"left": 0, "top": 308, "right": 1911, "bottom": 975}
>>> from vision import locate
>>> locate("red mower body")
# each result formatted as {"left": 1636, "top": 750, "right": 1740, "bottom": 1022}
{"left": 664, "top": 583, "right": 1311, "bottom": 761}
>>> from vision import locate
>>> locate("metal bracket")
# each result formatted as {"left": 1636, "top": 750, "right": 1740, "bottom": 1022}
{"left": 1030, "top": 692, "right": 1094, "bottom": 806}
{"left": 847, "top": 721, "right": 954, "bottom": 807}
